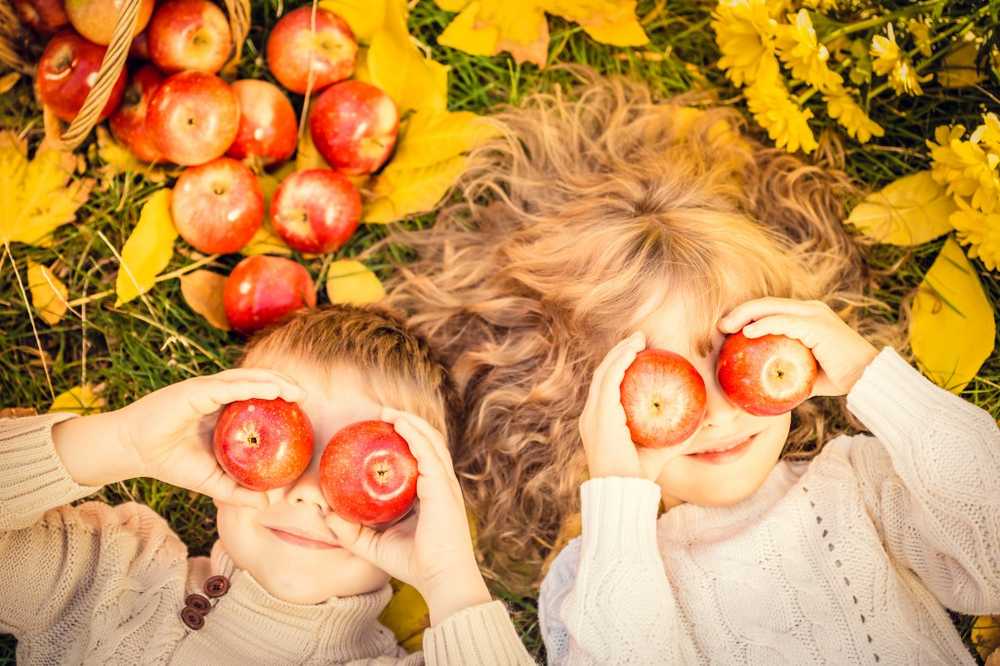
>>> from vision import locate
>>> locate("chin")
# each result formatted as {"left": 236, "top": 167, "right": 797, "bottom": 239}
{"left": 252, "top": 558, "right": 390, "bottom": 604}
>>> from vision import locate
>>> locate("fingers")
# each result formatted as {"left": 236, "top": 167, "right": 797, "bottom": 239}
{"left": 188, "top": 378, "right": 305, "bottom": 416}
{"left": 719, "top": 298, "right": 827, "bottom": 334}
{"left": 587, "top": 331, "right": 646, "bottom": 408}
{"left": 742, "top": 315, "right": 822, "bottom": 349}
{"left": 197, "top": 469, "right": 269, "bottom": 509}
{"left": 382, "top": 407, "right": 454, "bottom": 470}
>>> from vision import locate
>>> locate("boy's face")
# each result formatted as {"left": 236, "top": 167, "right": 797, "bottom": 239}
{"left": 215, "top": 355, "right": 391, "bottom": 605}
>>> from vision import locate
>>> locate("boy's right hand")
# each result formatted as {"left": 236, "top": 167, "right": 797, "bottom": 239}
{"left": 53, "top": 369, "right": 303, "bottom": 508}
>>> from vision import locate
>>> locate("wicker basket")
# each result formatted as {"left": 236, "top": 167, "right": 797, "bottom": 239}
{"left": 0, "top": 0, "right": 250, "bottom": 149}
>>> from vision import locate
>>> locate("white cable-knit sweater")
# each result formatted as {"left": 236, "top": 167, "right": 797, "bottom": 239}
{"left": 539, "top": 348, "right": 1000, "bottom": 665}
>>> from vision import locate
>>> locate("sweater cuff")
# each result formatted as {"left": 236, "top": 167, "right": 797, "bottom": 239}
{"left": 579, "top": 477, "right": 661, "bottom": 562}
{"left": 0, "top": 413, "right": 101, "bottom": 528}
{"left": 422, "top": 600, "right": 534, "bottom": 665}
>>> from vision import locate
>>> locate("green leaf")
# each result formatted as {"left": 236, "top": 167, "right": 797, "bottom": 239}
{"left": 847, "top": 171, "right": 956, "bottom": 246}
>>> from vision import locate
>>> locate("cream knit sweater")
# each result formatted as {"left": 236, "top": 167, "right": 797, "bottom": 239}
{"left": 0, "top": 414, "right": 536, "bottom": 665}
{"left": 540, "top": 348, "right": 1000, "bottom": 665}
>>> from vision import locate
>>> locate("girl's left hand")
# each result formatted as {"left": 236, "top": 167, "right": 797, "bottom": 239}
{"left": 719, "top": 297, "right": 879, "bottom": 397}
{"left": 324, "top": 407, "right": 491, "bottom": 625}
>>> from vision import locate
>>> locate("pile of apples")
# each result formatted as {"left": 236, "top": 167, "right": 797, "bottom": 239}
{"left": 23, "top": 0, "right": 399, "bottom": 333}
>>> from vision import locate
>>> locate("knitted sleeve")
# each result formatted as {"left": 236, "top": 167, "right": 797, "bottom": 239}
{"left": 845, "top": 347, "right": 1000, "bottom": 614}
{"left": 538, "top": 477, "right": 691, "bottom": 665}
{"left": 0, "top": 414, "right": 188, "bottom": 646}
{"left": 422, "top": 600, "right": 536, "bottom": 665}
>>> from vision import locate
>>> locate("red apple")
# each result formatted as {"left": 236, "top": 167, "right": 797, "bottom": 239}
{"left": 13, "top": 0, "right": 68, "bottom": 34}
{"left": 223, "top": 255, "right": 316, "bottom": 333}
{"left": 270, "top": 169, "right": 361, "bottom": 254}
{"left": 266, "top": 6, "right": 356, "bottom": 94}
{"left": 227, "top": 79, "right": 297, "bottom": 166}
{"left": 319, "top": 420, "right": 418, "bottom": 527}
{"left": 621, "top": 349, "right": 707, "bottom": 448}
{"left": 109, "top": 65, "right": 163, "bottom": 162}
{"left": 214, "top": 398, "right": 314, "bottom": 491}
{"left": 37, "top": 31, "right": 127, "bottom": 122}
{"left": 148, "top": 0, "right": 232, "bottom": 74}
{"left": 65, "top": 0, "right": 154, "bottom": 45}
{"left": 309, "top": 80, "right": 398, "bottom": 176}
{"left": 716, "top": 331, "right": 818, "bottom": 416}
{"left": 146, "top": 70, "right": 239, "bottom": 165}
{"left": 172, "top": 158, "right": 263, "bottom": 254}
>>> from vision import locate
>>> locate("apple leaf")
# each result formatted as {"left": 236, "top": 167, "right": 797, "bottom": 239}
{"left": 846, "top": 171, "right": 956, "bottom": 246}
{"left": 380, "top": 580, "right": 430, "bottom": 654}
{"left": 49, "top": 384, "right": 105, "bottom": 415}
{"left": 0, "top": 130, "right": 92, "bottom": 247}
{"left": 115, "top": 189, "right": 178, "bottom": 306}
{"left": 366, "top": 0, "right": 448, "bottom": 113}
{"left": 972, "top": 615, "right": 1000, "bottom": 661}
{"left": 27, "top": 260, "right": 69, "bottom": 326}
{"left": 909, "top": 238, "right": 995, "bottom": 393}
{"left": 180, "top": 270, "right": 231, "bottom": 331}
{"left": 319, "top": 0, "right": 386, "bottom": 43}
{"left": 242, "top": 174, "right": 292, "bottom": 256}
{"left": 325, "top": 259, "right": 385, "bottom": 304}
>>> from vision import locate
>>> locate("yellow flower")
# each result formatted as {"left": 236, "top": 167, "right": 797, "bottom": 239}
{"left": 825, "top": 90, "right": 884, "bottom": 143}
{"left": 907, "top": 18, "right": 933, "bottom": 57}
{"left": 870, "top": 24, "right": 901, "bottom": 76}
{"left": 712, "top": 0, "right": 781, "bottom": 87}
{"left": 950, "top": 203, "right": 1000, "bottom": 271}
{"left": 801, "top": 0, "right": 838, "bottom": 10}
{"left": 775, "top": 10, "right": 843, "bottom": 92}
{"left": 744, "top": 71, "right": 817, "bottom": 153}
{"left": 889, "top": 58, "right": 929, "bottom": 96}
{"left": 927, "top": 123, "right": 1000, "bottom": 213}
{"left": 972, "top": 113, "right": 1000, "bottom": 154}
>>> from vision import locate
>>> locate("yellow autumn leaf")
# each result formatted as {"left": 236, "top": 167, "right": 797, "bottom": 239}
{"left": 909, "top": 238, "right": 995, "bottom": 393}
{"left": 295, "top": 124, "right": 332, "bottom": 172}
{"left": 937, "top": 40, "right": 984, "bottom": 88}
{"left": 365, "top": 155, "right": 467, "bottom": 223}
{"left": 319, "top": 0, "right": 385, "bottom": 43}
{"left": 49, "top": 384, "right": 105, "bottom": 415}
{"left": 0, "top": 131, "right": 91, "bottom": 247}
{"left": 27, "top": 260, "right": 69, "bottom": 326}
{"left": 545, "top": 0, "right": 649, "bottom": 46}
{"left": 242, "top": 174, "right": 292, "bottom": 256}
{"left": 390, "top": 111, "right": 499, "bottom": 169}
{"left": 325, "top": 259, "right": 385, "bottom": 304}
{"left": 0, "top": 72, "right": 19, "bottom": 94}
{"left": 180, "top": 270, "right": 231, "bottom": 330}
{"left": 380, "top": 580, "right": 430, "bottom": 653}
{"left": 115, "top": 189, "right": 178, "bottom": 306}
{"left": 367, "top": 0, "right": 448, "bottom": 113}
{"left": 846, "top": 171, "right": 956, "bottom": 246}
{"left": 973, "top": 616, "right": 1000, "bottom": 660}
{"left": 92, "top": 126, "right": 168, "bottom": 187}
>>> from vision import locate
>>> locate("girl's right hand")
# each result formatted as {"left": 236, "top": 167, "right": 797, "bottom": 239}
{"left": 55, "top": 369, "right": 304, "bottom": 508}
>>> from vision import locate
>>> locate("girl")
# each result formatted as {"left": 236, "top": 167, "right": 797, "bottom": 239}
{"left": 385, "top": 75, "right": 1000, "bottom": 663}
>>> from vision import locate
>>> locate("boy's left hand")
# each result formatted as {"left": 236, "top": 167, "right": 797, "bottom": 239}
{"left": 325, "top": 407, "right": 491, "bottom": 626}
{"left": 719, "top": 297, "right": 879, "bottom": 397}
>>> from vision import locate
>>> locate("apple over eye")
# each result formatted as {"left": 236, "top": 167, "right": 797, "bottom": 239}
{"left": 319, "top": 420, "right": 418, "bottom": 527}
{"left": 213, "top": 398, "right": 315, "bottom": 491}
{"left": 716, "top": 331, "right": 818, "bottom": 416}
{"left": 620, "top": 349, "right": 708, "bottom": 448}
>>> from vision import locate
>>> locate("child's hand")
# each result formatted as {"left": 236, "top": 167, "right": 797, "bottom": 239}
{"left": 54, "top": 369, "right": 304, "bottom": 507}
{"left": 325, "top": 408, "right": 491, "bottom": 626}
{"left": 719, "top": 297, "right": 879, "bottom": 397}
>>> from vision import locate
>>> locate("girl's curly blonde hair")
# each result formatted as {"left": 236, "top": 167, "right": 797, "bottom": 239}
{"left": 383, "top": 72, "right": 904, "bottom": 592}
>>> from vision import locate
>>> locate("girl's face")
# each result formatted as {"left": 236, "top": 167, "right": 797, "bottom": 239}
{"left": 635, "top": 294, "right": 792, "bottom": 508}
{"left": 214, "top": 356, "right": 390, "bottom": 605}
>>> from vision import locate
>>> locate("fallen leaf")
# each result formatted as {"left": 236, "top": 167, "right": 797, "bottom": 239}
{"left": 325, "top": 259, "right": 385, "bottom": 304}
{"left": 49, "top": 384, "right": 105, "bottom": 415}
{"left": 367, "top": 0, "right": 448, "bottom": 112}
{"left": 909, "top": 238, "right": 995, "bottom": 392}
{"left": 380, "top": 580, "right": 429, "bottom": 653}
{"left": 319, "top": 0, "right": 386, "bottom": 43}
{"left": 545, "top": 0, "right": 648, "bottom": 46}
{"left": 0, "top": 71, "right": 19, "bottom": 94}
{"left": 115, "top": 189, "right": 178, "bottom": 306}
{"left": 295, "top": 124, "right": 332, "bottom": 171}
{"left": 846, "top": 171, "right": 956, "bottom": 246}
{"left": 937, "top": 40, "right": 985, "bottom": 88}
{"left": 92, "top": 126, "right": 168, "bottom": 187}
{"left": 365, "top": 155, "right": 467, "bottom": 223}
{"left": 180, "top": 270, "right": 231, "bottom": 330}
{"left": 27, "top": 260, "right": 69, "bottom": 326}
{"left": 973, "top": 616, "right": 1000, "bottom": 660}
{"left": 389, "top": 110, "right": 499, "bottom": 169}
{"left": 0, "top": 130, "right": 91, "bottom": 247}
{"left": 242, "top": 174, "right": 292, "bottom": 256}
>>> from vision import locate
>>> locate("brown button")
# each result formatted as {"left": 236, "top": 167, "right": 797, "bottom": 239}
{"left": 204, "top": 575, "right": 230, "bottom": 598}
{"left": 185, "top": 593, "right": 211, "bottom": 615}
{"left": 181, "top": 606, "right": 205, "bottom": 630}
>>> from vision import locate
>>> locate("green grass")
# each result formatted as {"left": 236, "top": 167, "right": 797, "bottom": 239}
{"left": 2, "top": 0, "right": 999, "bottom": 663}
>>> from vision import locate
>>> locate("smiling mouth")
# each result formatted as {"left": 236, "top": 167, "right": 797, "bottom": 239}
{"left": 267, "top": 528, "right": 341, "bottom": 550}
{"left": 686, "top": 434, "right": 756, "bottom": 463}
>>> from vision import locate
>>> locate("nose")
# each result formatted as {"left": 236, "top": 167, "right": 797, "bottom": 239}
{"left": 275, "top": 455, "right": 329, "bottom": 514}
{"left": 699, "top": 365, "right": 743, "bottom": 431}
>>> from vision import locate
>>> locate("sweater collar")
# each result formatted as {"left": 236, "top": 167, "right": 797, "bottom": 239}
{"left": 184, "top": 543, "right": 397, "bottom": 663}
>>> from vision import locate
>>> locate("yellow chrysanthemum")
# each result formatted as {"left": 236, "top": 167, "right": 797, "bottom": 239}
{"left": 927, "top": 124, "right": 1000, "bottom": 213}
{"left": 870, "top": 24, "right": 901, "bottom": 76}
{"left": 950, "top": 203, "right": 1000, "bottom": 271}
{"left": 825, "top": 90, "right": 884, "bottom": 143}
{"left": 775, "top": 10, "right": 843, "bottom": 92}
{"left": 744, "top": 72, "right": 817, "bottom": 153}
{"left": 801, "top": 0, "right": 838, "bottom": 10}
{"left": 712, "top": 0, "right": 780, "bottom": 87}
{"left": 972, "top": 112, "right": 1000, "bottom": 154}
{"left": 889, "top": 58, "right": 929, "bottom": 96}
{"left": 907, "top": 18, "right": 933, "bottom": 57}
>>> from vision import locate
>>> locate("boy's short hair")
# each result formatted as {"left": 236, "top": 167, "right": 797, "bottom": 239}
{"left": 240, "top": 304, "right": 459, "bottom": 445}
